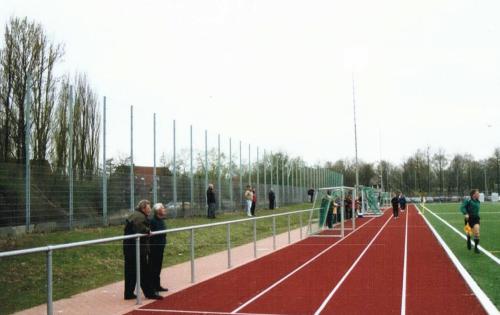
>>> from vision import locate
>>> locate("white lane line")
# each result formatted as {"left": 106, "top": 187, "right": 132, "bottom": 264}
{"left": 313, "top": 214, "right": 394, "bottom": 315}
{"left": 421, "top": 204, "right": 500, "bottom": 265}
{"left": 231, "top": 212, "right": 386, "bottom": 314}
{"left": 401, "top": 205, "right": 409, "bottom": 315}
{"left": 415, "top": 204, "right": 499, "bottom": 315}
{"left": 137, "top": 309, "right": 283, "bottom": 315}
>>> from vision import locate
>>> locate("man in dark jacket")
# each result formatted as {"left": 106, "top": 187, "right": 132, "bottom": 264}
{"left": 307, "top": 188, "right": 315, "bottom": 203}
{"left": 391, "top": 193, "right": 400, "bottom": 219}
{"left": 150, "top": 203, "right": 168, "bottom": 293}
{"left": 207, "top": 184, "right": 216, "bottom": 219}
{"left": 268, "top": 188, "right": 276, "bottom": 210}
{"left": 398, "top": 193, "right": 407, "bottom": 212}
{"left": 123, "top": 199, "right": 162, "bottom": 300}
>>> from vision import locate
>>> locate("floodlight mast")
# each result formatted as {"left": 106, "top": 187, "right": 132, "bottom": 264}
{"left": 352, "top": 74, "right": 360, "bottom": 193}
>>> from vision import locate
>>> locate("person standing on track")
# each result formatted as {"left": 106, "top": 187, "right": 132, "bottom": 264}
{"left": 460, "top": 189, "right": 482, "bottom": 254}
{"left": 391, "top": 192, "right": 400, "bottom": 219}
{"left": 398, "top": 193, "right": 407, "bottom": 212}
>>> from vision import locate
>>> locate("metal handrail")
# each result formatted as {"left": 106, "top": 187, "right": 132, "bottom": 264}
{"left": 0, "top": 207, "right": 320, "bottom": 315}
{"left": 0, "top": 207, "right": 319, "bottom": 258}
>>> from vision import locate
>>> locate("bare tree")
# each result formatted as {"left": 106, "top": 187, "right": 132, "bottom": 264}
{"left": 0, "top": 17, "right": 63, "bottom": 163}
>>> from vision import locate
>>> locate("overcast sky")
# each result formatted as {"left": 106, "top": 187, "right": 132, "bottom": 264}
{"left": 1, "top": 0, "right": 499, "bottom": 167}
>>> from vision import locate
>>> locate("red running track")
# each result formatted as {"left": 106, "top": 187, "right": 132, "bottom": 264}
{"left": 126, "top": 205, "right": 487, "bottom": 315}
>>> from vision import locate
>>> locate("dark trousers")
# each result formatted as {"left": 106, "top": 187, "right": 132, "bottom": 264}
{"left": 251, "top": 201, "right": 256, "bottom": 216}
{"left": 207, "top": 203, "right": 216, "bottom": 218}
{"left": 124, "top": 250, "right": 153, "bottom": 298}
{"left": 393, "top": 206, "right": 399, "bottom": 217}
{"left": 149, "top": 245, "right": 165, "bottom": 290}
{"left": 326, "top": 210, "right": 333, "bottom": 228}
{"left": 269, "top": 199, "right": 275, "bottom": 209}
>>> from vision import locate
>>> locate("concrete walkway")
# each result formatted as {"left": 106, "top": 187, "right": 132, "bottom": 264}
{"left": 15, "top": 226, "right": 308, "bottom": 315}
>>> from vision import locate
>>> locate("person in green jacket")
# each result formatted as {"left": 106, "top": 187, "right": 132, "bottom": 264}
{"left": 460, "top": 189, "right": 481, "bottom": 253}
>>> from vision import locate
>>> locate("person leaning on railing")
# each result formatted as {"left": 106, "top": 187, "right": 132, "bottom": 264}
{"left": 150, "top": 203, "right": 169, "bottom": 294}
{"left": 123, "top": 199, "right": 163, "bottom": 300}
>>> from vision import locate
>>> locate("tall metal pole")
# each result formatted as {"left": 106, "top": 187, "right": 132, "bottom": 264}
{"left": 217, "top": 134, "right": 221, "bottom": 210}
{"left": 256, "top": 147, "right": 260, "bottom": 208}
{"left": 205, "top": 130, "right": 209, "bottom": 206}
{"left": 229, "top": 138, "right": 233, "bottom": 209}
{"left": 239, "top": 141, "right": 243, "bottom": 206}
{"left": 153, "top": 113, "right": 157, "bottom": 204}
{"left": 130, "top": 105, "right": 134, "bottom": 212}
{"left": 352, "top": 74, "right": 360, "bottom": 193}
{"left": 102, "top": 96, "right": 107, "bottom": 225}
{"left": 282, "top": 156, "right": 285, "bottom": 205}
{"left": 190, "top": 125, "right": 194, "bottom": 212}
{"left": 173, "top": 120, "right": 177, "bottom": 209}
{"left": 69, "top": 86, "right": 74, "bottom": 228}
{"left": 248, "top": 144, "right": 251, "bottom": 186}
{"left": 25, "top": 76, "right": 32, "bottom": 231}
{"left": 270, "top": 151, "right": 273, "bottom": 190}
{"left": 264, "top": 149, "right": 267, "bottom": 207}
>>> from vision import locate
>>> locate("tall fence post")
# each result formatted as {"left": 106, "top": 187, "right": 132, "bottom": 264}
{"left": 217, "top": 134, "right": 221, "bottom": 210}
{"left": 256, "top": 147, "right": 259, "bottom": 208}
{"left": 173, "top": 120, "right": 177, "bottom": 211}
{"left": 130, "top": 106, "right": 134, "bottom": 212}
{"left": 248, "top": 144, "right": 251, "bottom": 186}
{"left": 276, "top": 154, "right": 279, "bottom": 208}
{"left": 190, "top": 125, "right": 194, "bottom": 213}
{"left": 153, "top": 113, "right": 157, "bottom": 204}
{"left": 229, "top": 138, "right": 233, "bottom": 210}
{"left": 102, "top": 96, "right": 107, "bottom": 225}
{"left": 25, "top": 76, "right": 32, "bottom": 231}
{"left": 69, "top": 86, "right": 74, "bottom": 228}
{"left": 264, "top": 149, "right": 267, "bottom": 208}
{"left": 270, "top": 151, "right": 273, "bottom": 203}
{"left": 281, "top": 156, "right": 285, "bottom": 205}
{"left": 205, "top": 130, "right": 208, "bottom": 213}
{"left": 239, "top": 141, "right": 242, "bottom": 208}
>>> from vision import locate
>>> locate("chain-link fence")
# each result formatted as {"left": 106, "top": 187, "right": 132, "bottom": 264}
{"left": 0, "top": 160, "right": 342, "bottom": 232}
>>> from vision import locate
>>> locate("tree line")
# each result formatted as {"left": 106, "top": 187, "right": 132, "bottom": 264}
{"left": 0, "top": 17, "right": 100, "bottom": 177}
{"left": 327, "top": 147, "right": 500, "bottom": 197}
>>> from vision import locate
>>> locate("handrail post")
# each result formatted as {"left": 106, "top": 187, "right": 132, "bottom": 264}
{"left": 272, "top": 216, "right": 276, "bottom": 250}
{"left": 299, "top": 214, "right": 303, "bottom": 239}
{"left": 135, "top": 237, "right": 141, "bottom": 305}
{"left": 253, "top": 218, "right": 257, "bottom": 258}
{"left": 287, "top": 214, "right": 291, "bottom": 244}
{"left": 227, "top": 223, "right": 231, "bottom": 268}
{"left": 190, "top": 228, "right": 195, "bottom": 283}
{"left": 47, "top": 247, "right": 53, "bottom": 315}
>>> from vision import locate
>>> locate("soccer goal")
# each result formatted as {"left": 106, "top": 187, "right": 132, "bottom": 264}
{"left": 307, "top": 186, "right": 357, "bottom": 238}
{"left": 358, "top": 186, "right": 383, "bottom": 217}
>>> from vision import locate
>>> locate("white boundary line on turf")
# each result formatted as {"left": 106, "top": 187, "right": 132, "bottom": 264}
{"left": 400, "top": 205, "right": 409, "bottom": 315}
{"left": 415, "top": 204, "right": 500, "bottom": 315}
{"left": 420, "top": 204, "right": 500, "bottom": 265}
{"left": 231, "top": 211, "right": 386, "bottom": 314}
{"left": 313, "top": 214, "right": 394, "bottom": 315}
